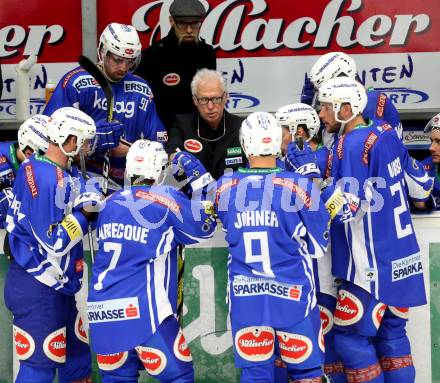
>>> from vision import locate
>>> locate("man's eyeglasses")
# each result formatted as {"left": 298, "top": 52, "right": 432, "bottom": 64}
{"left": 175, "top": 19, "right": 202, "bottom": 30}
{"left": 108, "top": 53, "right": 136, "bottom": 67}
{"left": 195, "top": 93, "right": 225, "bottom": 105}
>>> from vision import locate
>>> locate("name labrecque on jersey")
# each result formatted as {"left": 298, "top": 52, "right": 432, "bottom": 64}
{"left": 87, "top": 297, "right": 140, "bottom": 323}
{"left": 233, "top": 275, "right": 302, "bottom": 301}
{"left": 98, "top": 223, "right": 149, "bottom": 244}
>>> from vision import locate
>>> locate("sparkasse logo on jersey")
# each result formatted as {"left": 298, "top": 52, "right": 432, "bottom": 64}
{"left": 87, "top": 297, "right": 140, "bottom": 323}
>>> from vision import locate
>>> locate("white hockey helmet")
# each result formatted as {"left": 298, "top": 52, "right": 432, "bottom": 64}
{"left": 424, "top": 112, "right": 440, "bottom": 133}
{"left": 318, "top": 77, "right": 367, "bottom": 125}
{"left": 275, "top": 103, "right": 320, "bottom": 139}
{"left": 98, "top": 23, "right": 141, "bottom": 71}
{"left": 18, "top": 114, "right": 50, "bottom": 153}
{"left": 126, "top": 139, "right": 168, "bottom": 182}
{"left": 47, "top": 107, "right": 96, "bottom": 157}
{"left": 310, "top": 52, "right": 357, "bottom": 89}
{"left": 240, "top": 112, "right": 282, "bottom": 157}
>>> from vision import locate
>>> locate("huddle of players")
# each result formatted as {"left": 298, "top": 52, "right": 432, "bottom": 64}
{"left": 1, "top": 50, "right": 438, "bottom": 383}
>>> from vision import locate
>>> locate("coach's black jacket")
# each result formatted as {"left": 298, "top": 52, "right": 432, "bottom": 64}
{"left": 166, "top": 111, "right": 247, "bottom": 180}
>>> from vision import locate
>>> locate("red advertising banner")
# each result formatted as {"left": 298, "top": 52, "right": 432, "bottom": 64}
{"left": 97, "top": 0, "right": 440, "bottom": 58}
{"left": 0, "top": 0, "right": 82, "bottom": 64}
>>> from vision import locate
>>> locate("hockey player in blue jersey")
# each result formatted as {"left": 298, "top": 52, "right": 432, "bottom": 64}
{"left": 4, "top": 107, "right": 104, "bottom": 383}
{"left": 422, "top": 113, "right": 440, "bottom": 209}
{"left": 44, "top": 23, "right": 166, "bottom": 186}
{"left": 302, "top": 51, "right": 403, "bottom": 146}
{"left": 87, "top": 139, "right": 216, "bottom": 382}
{"left": 276, "top": 104, "right": 346, "bottom": 383}
{"left": 316, "top": 77, "right": 432, "bottom": 383}
{"left": 0, "top": 115, "right": 49, "bottom": 229}
{"left": 213, "top": 111, "right": 337, "bottom": 383}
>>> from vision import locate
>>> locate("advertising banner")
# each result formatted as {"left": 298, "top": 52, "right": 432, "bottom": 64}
{"left": 1, "top": 0, "right": 440, "bottom": 121}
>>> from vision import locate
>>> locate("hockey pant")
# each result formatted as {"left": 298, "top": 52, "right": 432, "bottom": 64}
{"left": 96, "top": 315, "right": 194, "bottom": 383}
{"left": 333, "top": 281, "right": 414, "bottom": 383}
{"left": 231, "top": 306, "right": 324, "bottom": 383}
{"left": 4, "top": 261, "right": 91, "bottom": 383}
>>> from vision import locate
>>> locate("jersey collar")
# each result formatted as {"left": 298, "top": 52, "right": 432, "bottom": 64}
{"left": 35, "top": 153, "right": 66, "bottom": 170}
{"left": 9, "top": 143, "right": 20, "bottom": 170}
{"left": 238, "top": 167, "right": 282, "bottom": 174}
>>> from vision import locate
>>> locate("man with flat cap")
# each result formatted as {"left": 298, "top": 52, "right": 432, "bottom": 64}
{"left": 135, "top": 0, "right": 216, "bottom": 132}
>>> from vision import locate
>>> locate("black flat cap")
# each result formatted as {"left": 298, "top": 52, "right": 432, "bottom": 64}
{"left": 169, "top": 0, "right": 206, "bottom": 18}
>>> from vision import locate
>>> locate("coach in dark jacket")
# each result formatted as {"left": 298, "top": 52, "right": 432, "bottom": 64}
{"left": 135, "top": 0, "right": 216, "bottom": 131}
{"left": 166, "top": 69, "right": 246, "bottom": 180}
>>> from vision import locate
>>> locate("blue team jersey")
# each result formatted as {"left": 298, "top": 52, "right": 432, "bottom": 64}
{"left": 330, "top": 122, "right": 427, "bottom": 307}
{"left": 44, "top": 66, "right": 167, "bottom": 184}
{"left": 0, "top": 141, "right": 19, "bottom": 189}
{"left": 6, "top": 154, "right": 89, "bottom": 295}
{"left": 215, "top": 168, "right": 331, "bottom": 328}
{"left": 87, "top": 185, "right": 216, "bottom": 354}
{"left": 421, "top": 156, "right": 440, "bottom": 209}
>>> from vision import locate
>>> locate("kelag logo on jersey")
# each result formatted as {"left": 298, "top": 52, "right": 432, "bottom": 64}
{"left": 87, "top": 297, "right": 140, "bottom": 323}
{"left": 232, "top": 275, "right": 302, "bottom": 301}
{"left": 93, "top": 91, "right": 135, "bottom": 118}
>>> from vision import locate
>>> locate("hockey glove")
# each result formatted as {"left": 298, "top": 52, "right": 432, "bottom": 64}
{"left": 172, "top": 151, "right": 214, "bottom": 195}
{"left": 300, "top": 73, "right": 316, "bottom": 106}
{"left": 93, "top": 119, "right": 124, "bottom": 152}
{"left": 285, "top": 140, "right": 321, "bottom": 178}
{"left": 73, "top": 192, "right": 105, "bottom": 220}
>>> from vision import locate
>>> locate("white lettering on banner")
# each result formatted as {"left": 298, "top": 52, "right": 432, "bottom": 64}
{"left": 403, "top": 131, "right": 431, "bottom": 146}
{"left": 392, "top": 254, "right": 423, "bottom": 281}
{"left": 232, "top": 275, "right": 302, "bottom": 301}
{"left": 0, "top": 25, "right": 64, "bottom": 58}
{"left": 87, "top": 297, "right": 140, "bottom": 323}
{"left": 131, "top": 0, "right": 430, "bottom": 51}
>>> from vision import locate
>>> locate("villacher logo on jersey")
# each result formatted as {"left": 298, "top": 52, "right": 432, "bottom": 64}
{"left": 87, "top": 297, "right": 140, "bottom": 323}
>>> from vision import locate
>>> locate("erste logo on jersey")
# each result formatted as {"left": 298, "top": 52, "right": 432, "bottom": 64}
{"left": 75, "top": 313, "right": 88, "bottom": 344}
{"left": 183, "top": 139, "right": 203, "bottom": 153}
{"left": 232, "top": 275, "right": 302, "bottom": 301}
{"left": 43, "top": 327, "right": 66, "bottom": 363}
{"left": 87, "top": 297, "right": 140, "bottom": 323}
{"left": 136, "top": 346, "right": 167, "bottom": 375}
{"left": 277, "top": 332, "right": 313, "bottom": 364}
{"left": 97, "top": 352, "right": 129, "bottom": 371}
{"left": 124, "top": 81, "right": 152, "bottom": 97}
{"left": 173, "top": 330, "right": 192, "bottom": 362}
{"left": 334, "top": 289, "right": 364, "bottom": 326}
{"left": 72, "top": 75, "right": 98, "bottom": 93}
{"left": 235, "top": 326, "right": 275, "bottom": 362}
{"left": 372, "top": 303, "right": 387, "bottom": 329}
{"left": 318, "top": 305, "right": 334, "bottom": 335}
{"left": 13, "top": 325, "right": 35, "bottom": 360}
{"left": 163, "top": 73, "right": 180, "bottom": 86}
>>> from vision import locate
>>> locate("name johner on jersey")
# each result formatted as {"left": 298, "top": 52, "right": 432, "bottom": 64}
{"left": 234, "top": 210, "right": 279, "bottom": 229}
